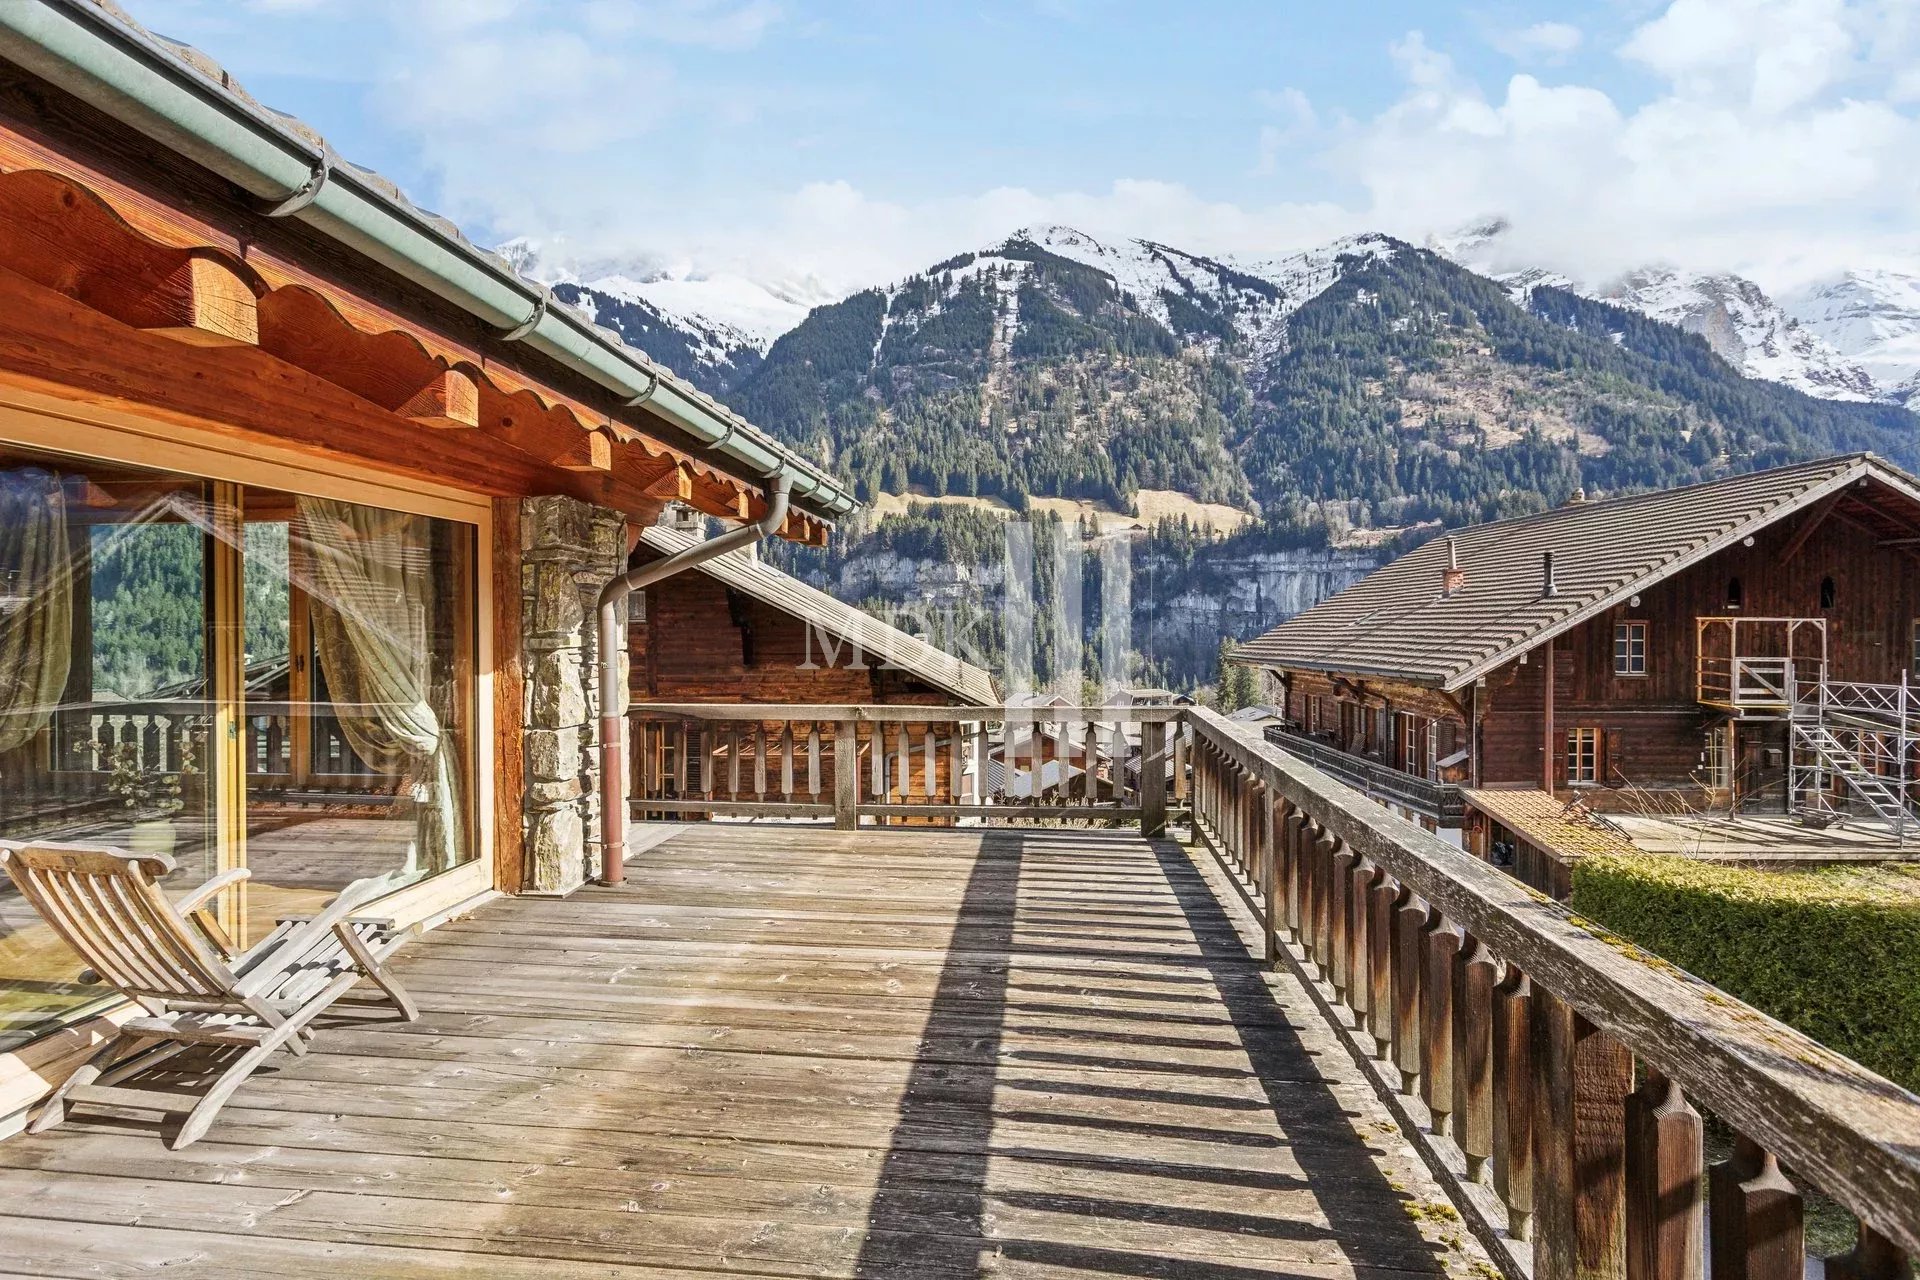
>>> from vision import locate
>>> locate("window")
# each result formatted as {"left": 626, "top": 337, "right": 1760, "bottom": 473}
{"left": 1820, "top": 576, "right": 1836, "bottom": 611}
{"left": 1565, "top": 727, "right": 1601, "bottom": 784}
{"left": 1726, "top": 577, "right": 1743, "bottom": 610}
{"left": 1704, "top": 726, "right": 1728, "bottom": 791}
{"left": 0, "top": 442, "right": 480, "bottom": 1054}
{"left": 1614, "top": 621, "right": 1648, "bottom": 676}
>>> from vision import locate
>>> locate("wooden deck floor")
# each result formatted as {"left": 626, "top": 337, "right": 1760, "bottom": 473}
{"left": 0, "top": 825, "right": 1488, "bottom": 1279}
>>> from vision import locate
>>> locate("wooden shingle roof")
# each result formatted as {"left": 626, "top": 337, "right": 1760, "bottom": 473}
{"left": 1236, "top": 454, "right": 1920, "bottom": 691}
{"left": 638, "top": 526, "right": 999, "bottom": 705}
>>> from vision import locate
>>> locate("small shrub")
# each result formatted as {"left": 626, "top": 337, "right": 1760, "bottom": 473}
{"left": 1570, "top": 855, "right": 1920, "bottom": 1093}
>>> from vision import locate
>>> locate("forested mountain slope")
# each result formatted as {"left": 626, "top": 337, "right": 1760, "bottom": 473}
{"left": 613, "top": 226, "right": 1920, "bottom": 687}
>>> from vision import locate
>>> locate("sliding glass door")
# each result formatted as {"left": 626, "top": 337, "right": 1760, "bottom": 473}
{"left": 239, "top": 487, "right": 476, "bottom": 937}
{"left": 0, "top": 441, "right": 480, "bottom": 1053}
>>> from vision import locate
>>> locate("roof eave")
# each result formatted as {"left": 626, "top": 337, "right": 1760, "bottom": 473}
{"left": 0, "top": 0, "right": 858, "bottom": 524}
{"left": 1438, "top": 457, "right": 1889, "bottom": 691}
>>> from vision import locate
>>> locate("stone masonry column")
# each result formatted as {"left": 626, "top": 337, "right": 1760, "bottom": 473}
{"left": 520, "top": 495, "right": 627, "bottom": 895}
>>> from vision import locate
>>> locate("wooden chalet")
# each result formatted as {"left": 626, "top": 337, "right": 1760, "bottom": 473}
{"left": 0, "top": 0, "right": 852, "bottom": 1108}
{"left": 1236, "top": 455, "right": 1920, "bottom": 845}
{"left": 0, "top": 5, "right": 1915, "bottom": 1278}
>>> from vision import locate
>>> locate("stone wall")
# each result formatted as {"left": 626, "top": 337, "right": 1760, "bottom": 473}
{"left": 520, "top": 495, "right": 627, "bottom": 895}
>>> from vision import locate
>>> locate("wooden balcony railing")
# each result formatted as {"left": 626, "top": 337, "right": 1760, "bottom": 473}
{"left": 1185, "top": 704, "right": 1919, "bottom": 1280}
{"left": 1264, "top": 723, "right": 1465, "bottom": 824}
{"left": 627, "top": 703, "right": 1184, "bottom": 830}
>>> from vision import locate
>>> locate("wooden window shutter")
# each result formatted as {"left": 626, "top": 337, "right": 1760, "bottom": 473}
{"left": 1603, "top": 728, "right": 1623, "bottom": 787}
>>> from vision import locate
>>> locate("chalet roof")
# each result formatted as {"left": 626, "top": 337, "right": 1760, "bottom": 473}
{"left": 637, "top": 526, "right": 999, "bottom": 706}
{"left": 1236, "top": 454, "right": 1920, "bottom": 691}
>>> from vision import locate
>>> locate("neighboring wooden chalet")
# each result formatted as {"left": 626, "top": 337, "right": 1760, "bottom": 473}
{"left": 629, "top": 521, "right": 995, "bottom": 707}
{"left": 625, "top": 522, "right": 996, "bottom": 820}
{"left": 0, "top": 4, "right": 854, "bottom": 1117}
{"left": 1236, "top": 455, "right": 1920, "bottom": 842}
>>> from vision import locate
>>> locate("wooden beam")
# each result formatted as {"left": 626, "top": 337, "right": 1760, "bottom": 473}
{"left": 139, "top": 255, "right": 258, "bottom": 347}
{"left": 554, "top": 427, "right": 613, "bottom": 473}
{"left": 641, "top": 463, "right": 694, "bottom": 503}
{"left": 1774, "top": 490, "right": 1844, "bottom": 565}
{"left": 395, "top": 366, "right": 479, "bottom": 429}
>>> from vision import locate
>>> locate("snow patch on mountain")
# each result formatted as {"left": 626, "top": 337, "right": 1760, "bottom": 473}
{"left": 1232, "top": 233, "right": 1402, "bottom": 360}
{"left": 1432, "top": 220, "right": 1882, "bottom": 403}
{"left": 1785, "top": 268, "right": 1920, "bottom": 400}
{"left": 1013, "top": 224, "right": 1284, "bottom": 333}
{"left": 495, "top": 236, "right": 829, "bottom": 350}
{"left": 1600, "top": 269, "right": 1881, "bottom": 402}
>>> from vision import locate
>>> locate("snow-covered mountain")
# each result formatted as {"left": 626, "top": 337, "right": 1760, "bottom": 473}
{"left": 1432, "top": 220, "right": 1883, "bottom": 404}
{"left": 495, "top": 236, "right": 842, "bottom": 395}
{"left": 1786, "top": 269, "right": 1920, "bottom": 410}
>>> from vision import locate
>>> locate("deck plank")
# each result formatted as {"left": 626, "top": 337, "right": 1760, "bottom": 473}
{"left": 0, "top": 824, "right": 1489, "bottom": 1278}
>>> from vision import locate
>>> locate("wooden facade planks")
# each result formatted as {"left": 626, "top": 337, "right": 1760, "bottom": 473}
{"left": 0, "top": 824, "right": 1482, "bottom": 1279}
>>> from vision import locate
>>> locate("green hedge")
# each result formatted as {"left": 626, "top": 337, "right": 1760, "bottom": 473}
{"left": 1569, "top": 855, "right": 1920, "bottom": 1094}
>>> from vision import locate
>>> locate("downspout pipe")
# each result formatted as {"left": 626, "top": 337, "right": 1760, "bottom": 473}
{"left": 595, "top": 477, "right": 791, "bottom": 886}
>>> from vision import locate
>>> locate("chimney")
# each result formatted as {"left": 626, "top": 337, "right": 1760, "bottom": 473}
{"left": 1564, "top": 487, "right": 1587, "bottom": 507}
{"left": 1543, "top": 550, "right": 1559, "bottom": 597}
{"left": 1440, "top": 537, "right": 1466, "bottom": 597}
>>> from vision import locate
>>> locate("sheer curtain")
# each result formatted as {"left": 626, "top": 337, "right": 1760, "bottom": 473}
{"left": 0, "top": 469, "right": 71, "bottom": 753}
{"left": 293, "top": 497, "right": 461, "bottom": 879}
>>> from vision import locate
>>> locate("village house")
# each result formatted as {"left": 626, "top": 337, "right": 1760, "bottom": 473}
{"left": 1235, "top": 455, "right": 1920, "bottom": 869}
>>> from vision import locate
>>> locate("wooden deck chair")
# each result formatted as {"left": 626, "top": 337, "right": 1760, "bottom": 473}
{"left": 0, "top": 841, "right": 418, "bottom": 1149}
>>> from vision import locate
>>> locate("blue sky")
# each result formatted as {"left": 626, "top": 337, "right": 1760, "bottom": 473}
{"left": 123, "top": 1, "right": 1919, "bottom": 296}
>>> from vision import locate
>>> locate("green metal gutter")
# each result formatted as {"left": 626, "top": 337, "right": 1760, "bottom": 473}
{"left": 0, "top": 0, "right": 857, "bottom": 520}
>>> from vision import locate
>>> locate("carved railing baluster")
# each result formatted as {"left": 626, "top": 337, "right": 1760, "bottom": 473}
{"left": 1421, "top": 911, "right": 1461, "bottom": 1135}
{"left": 1532, "top": 988, "right": 1632, "bottom": 1280}
{"left": 1453, "top": 932, "right": 1496, "bottom": 1180}
{"left": 1494, "top": 966, "right": 1535, "bottom": 1240}
{"left": 1261, "top": 794, "right": 1281, "bottom": 966}
{"left": 1625, "top": 1072, "right": 1703, "bottom": 1280}
{"left": 808, "top": 724, "right": 822, "bottom": 800}
{"left": 1366, "top": 872, "right": 1396, "bottom": 1056}
{"left": 1350, "top": 858, "right": 1382, "bottom": 1031}
{"left": 1312, "top": 824, "right": 1337, "bottom": 975}
{"left": 1391, "top": 887, "right": 1425, "bottom": 1094}
{"left": 1329, "top": 838, "right": 1355, "bottom": 1001}
{"left": 1708, "top": 1136, "right": 1803, "bottom": 1280}
{"left": 1284, "top": 805, "right": 1306, "bottom": 941}
{"left": 1827, "top": 1227, "right": 1912, "bottom": 1280}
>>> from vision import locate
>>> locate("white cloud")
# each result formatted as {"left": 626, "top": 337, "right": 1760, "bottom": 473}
{"left": 580, "top": 0, "right": 781, "bottom": 48}
{"left": 1621, "top": 0, "right": 1856, "bottom": 114}
{"left": 1252, "top": 87, "right": 1317, "bottom": 174}
{"left": 1493, "top": 21, "right": 1584, "bottom": 61}
{"left": 152, "top": 0, "right": 1920, "bottom": 303}
{"left": 1336, "top": 1, "right": 1920, "bottom": 291}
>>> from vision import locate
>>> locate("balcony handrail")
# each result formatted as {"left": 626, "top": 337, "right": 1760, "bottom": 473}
{"left": 627, "top": 702, "right": 1184, "bottom": 723}
{"left": 1185, "top": 703, "right": 1920, "bottom": 1261}
{"left": 626, "top": 702, "right": 1180, "bottom": 830}
{"left": 1262, "top": 724, "right": 1463, "bottom": 821}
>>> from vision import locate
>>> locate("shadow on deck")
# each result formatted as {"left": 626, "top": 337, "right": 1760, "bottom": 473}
{"left": 0, "top": 824, "right": 1484, "bottom": 1279}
